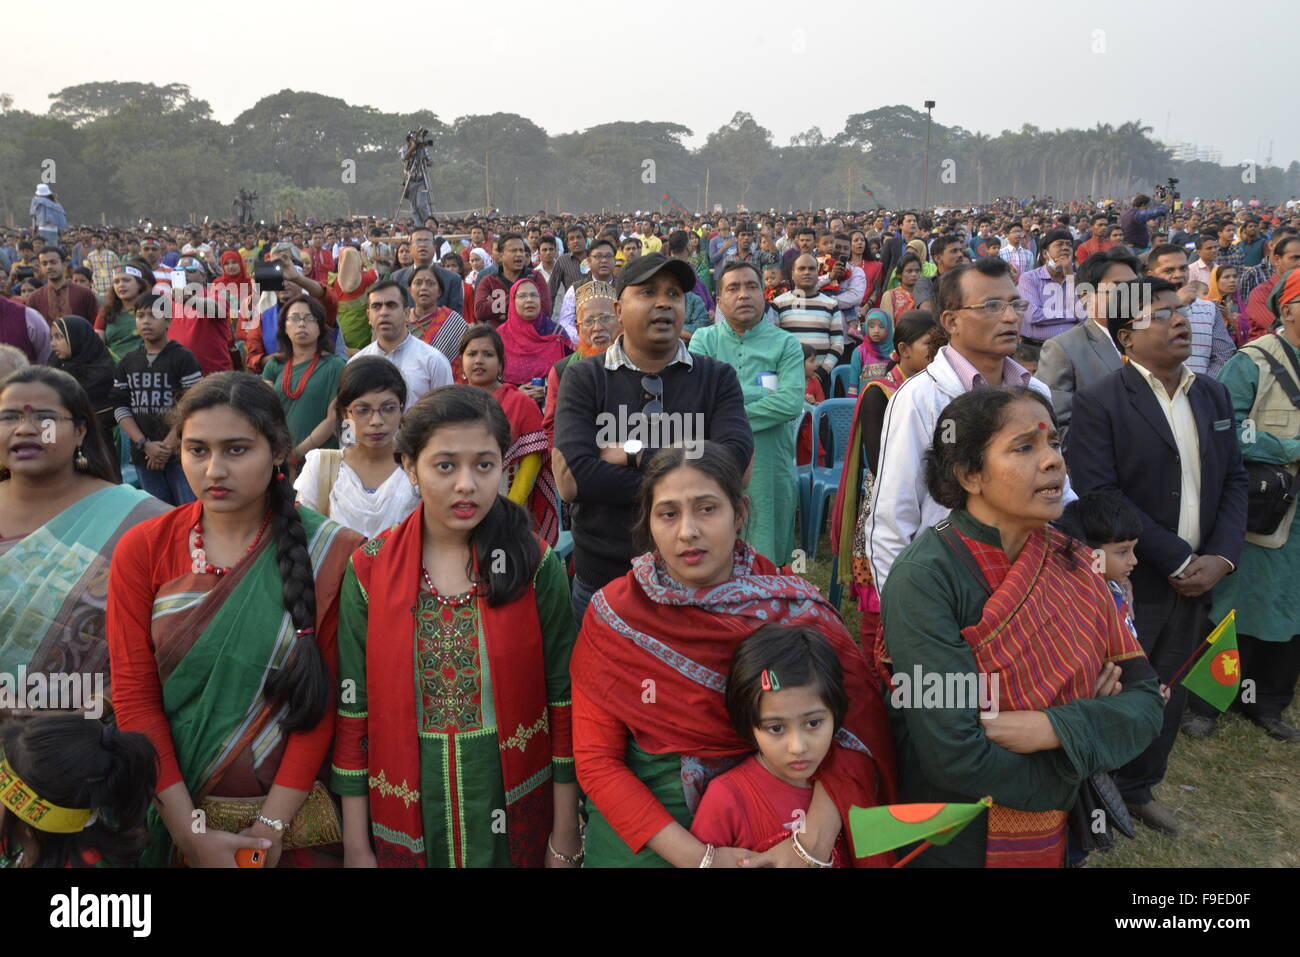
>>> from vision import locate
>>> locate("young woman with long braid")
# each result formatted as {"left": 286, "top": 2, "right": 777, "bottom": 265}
{"left": 107, "top": 372, "right": 363, "bottom": 867}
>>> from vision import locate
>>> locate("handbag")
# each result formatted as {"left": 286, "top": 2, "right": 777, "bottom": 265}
{"left": 198, "top": 781, "right": 342, "bottom": 851}
{"left": 935, "top": 522, "right": 1133, "bottom": 853}
{"left": 1240, "top": 339, "right": 1300, "bottom": 536}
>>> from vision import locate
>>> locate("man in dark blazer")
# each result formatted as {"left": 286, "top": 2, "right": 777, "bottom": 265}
{"left": 1067, "top": 277, "right": 1248, "bottom": 836}
{"left": 877, "top": 211, "right": 920, "bottom": 290}
{"left": 1037, "top": 248, "right": 1139, "bottom": 443}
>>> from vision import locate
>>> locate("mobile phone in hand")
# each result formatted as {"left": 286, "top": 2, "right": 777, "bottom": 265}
{"left": 235, "top": 848, "right": 266, "bottom": 868}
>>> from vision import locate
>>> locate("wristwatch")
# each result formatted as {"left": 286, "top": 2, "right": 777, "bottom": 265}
{"left": 623, "top": 438, "right": 644, "bottom": 469}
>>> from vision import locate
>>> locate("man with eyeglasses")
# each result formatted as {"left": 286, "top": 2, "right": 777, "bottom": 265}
{"left": 555, "top": 237, "right": 618, "bottom": 345}
{"left": 868, "top": 257, "right": 1072, "bottom": 593}
{"left": 347, "top": 280, "right": 451, "bottom": 410}
{"left": 1068, "top": 277, "right": 1248, "bottom": 835}
{"left": 1144, "top": 244, "right": 1235, "bottom": 377}
{"left": 553, "top": 253, "right": 753, "bottom": 624}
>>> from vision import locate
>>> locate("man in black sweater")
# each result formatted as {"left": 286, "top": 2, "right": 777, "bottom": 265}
{"left": 553, "top": 253, "right": 754, "bottom": 624}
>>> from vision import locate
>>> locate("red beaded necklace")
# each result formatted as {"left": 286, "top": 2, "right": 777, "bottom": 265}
{"left": 419, "top": 564, "right": 478, "bottom": 607}
{"left": 191, "top": 510, "right": 273, "bottom": 577}
{"left": 282, "top": 352, "right": 322, "bottom": 400}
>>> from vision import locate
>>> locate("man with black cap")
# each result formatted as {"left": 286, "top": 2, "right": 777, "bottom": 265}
{"left": 553, "top": 253, "right": 754, "bottom": 624}
{"left": 1067, "top": 276, "right": 1248, "bottom": 836}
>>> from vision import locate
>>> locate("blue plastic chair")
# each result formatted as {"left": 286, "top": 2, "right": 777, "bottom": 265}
{"left": 797, "top": 398, "right": 857, "bottom": 558}
{"left": 830, "top": 364, "right": 856, "bottom": 399}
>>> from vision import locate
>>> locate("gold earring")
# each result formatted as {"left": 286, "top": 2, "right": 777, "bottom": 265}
{"left": 74, "top": 446, "right": 89, "bottom": 471}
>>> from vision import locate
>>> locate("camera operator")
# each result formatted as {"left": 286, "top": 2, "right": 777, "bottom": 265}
{"left": 1119, "top": 191, "right": 1170, "bottom": 256}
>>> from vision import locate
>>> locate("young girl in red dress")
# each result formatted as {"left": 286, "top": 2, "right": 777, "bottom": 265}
{"left": 689, "top": 624, "right": 857, "bottom": 867}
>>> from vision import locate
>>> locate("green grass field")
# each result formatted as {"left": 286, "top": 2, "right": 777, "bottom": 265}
{"left": 802, "top": 545, "right": 1300, "bottom": 868}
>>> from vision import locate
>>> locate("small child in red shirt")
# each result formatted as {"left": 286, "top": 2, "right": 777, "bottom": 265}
{"left": 796, "top": 343, "right": 825, "bottom": 466}
{"left": 690, "top": 624, "right": 853, "bottom": 866}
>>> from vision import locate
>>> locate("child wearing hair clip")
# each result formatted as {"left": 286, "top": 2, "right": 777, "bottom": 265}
{"left": 0, "top": 713, "right": 158, "bottom": 868}
{"left": 690, "top": 624, "right": 854, "bottom": 866}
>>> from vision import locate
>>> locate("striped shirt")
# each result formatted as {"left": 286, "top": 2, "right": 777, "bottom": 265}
{"left": 1184, "top": 298, "right": 1236, "bottom": 377}
{"left": 773, "top": 289, "right": 843, "bottom": 373}
{"left": 998, "top": 244, "right": 1035, "bottom": 279}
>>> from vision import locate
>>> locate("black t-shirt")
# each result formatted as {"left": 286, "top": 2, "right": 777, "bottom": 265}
{"left": 553, "top": 350, "right": 754, "bottom": 588}
{"left": 112, "top": 339, "right": 203, "bottom": 462}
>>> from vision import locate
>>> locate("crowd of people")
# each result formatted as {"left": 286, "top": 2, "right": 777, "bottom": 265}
{"left": 0, "top": 182, "right": 1296, "bottom": 869}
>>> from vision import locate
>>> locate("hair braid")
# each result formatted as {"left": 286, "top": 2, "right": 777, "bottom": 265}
{"left": 262, "top": 469, "right": 329, "bottom": 732}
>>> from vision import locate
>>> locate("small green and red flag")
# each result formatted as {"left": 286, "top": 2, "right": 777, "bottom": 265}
{"left": 1180, "top": 610, "right": 1240, "bottom": 712}
{"left": 850, "top": 797, "right": 991, "bottom": 859}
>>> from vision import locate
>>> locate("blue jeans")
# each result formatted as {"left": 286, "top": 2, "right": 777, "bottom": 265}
{"left": 570, "top": 575, "right": 597, "bottom": 631}
{"left": 137, "top": 459, "right": 196, "bottom": 506}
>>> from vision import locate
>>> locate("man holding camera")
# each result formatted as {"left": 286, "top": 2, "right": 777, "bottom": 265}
{"left": 1120, "top": 192, "right": 1171, "bottom": 255}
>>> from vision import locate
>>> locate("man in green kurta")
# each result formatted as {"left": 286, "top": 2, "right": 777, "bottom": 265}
{"left": 689, "top": 261, "right": 803, "bottom": 566}
{"left": 1187, "top": 271, "right": 1300, "bottom": 742}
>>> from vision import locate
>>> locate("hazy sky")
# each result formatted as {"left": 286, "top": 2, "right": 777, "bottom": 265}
{"left": 7, "top": 0, "right": 1297, "bottom": 167}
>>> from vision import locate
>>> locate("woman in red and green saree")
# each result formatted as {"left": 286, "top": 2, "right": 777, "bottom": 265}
{"left": 107, "top": 372, "right": 364, "bottom": 867}
{"left": 460, "top": 324, "right": 559, "bottom": 545}
{"left": 407, "top": 265, "right": 469, "bottom": 381}
{"left": 331, "top": 385, "right": 580, "bottom": 867}
{"left": 571, "top": 442, "right": 897, "bottom": 868}
{"left": 0, "top": 367, "right": 168, "bottom": 694}
{"left": 881, "top": 387, "right": 1163, "bottom": 867}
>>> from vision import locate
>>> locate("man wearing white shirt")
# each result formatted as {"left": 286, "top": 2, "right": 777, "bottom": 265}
{"left": 349, "top": 279, "right": 452, "bottom": 409}
{"left": 868, "top": 258, "right": 1074, "bottom": 592}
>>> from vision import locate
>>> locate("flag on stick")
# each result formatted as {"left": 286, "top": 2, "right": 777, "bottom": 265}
{"left": 1179, "top": 610, "right": 1240, "bottom": 712}
{"left": 850, "top": 797, "right": 991, "bottom": 859}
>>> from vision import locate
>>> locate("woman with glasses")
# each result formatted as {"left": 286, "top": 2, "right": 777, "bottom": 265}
{"left": 294, "top": 358, "right": 418, "bottom": 539}
{"left": 0, "top": 366, "right": 168, "bottom": 695}
{"left": 261, "top": 295, "right": 346, "bottom": 451}
{"left": 459, "top": 324, "right": 559, "bottom": 545}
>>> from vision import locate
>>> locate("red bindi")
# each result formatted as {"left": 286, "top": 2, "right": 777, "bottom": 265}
{"left": 1038, "top": 422, "right": 1047, "bottom": 430}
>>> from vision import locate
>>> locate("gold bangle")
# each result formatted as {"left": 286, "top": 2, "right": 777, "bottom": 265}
{"left": 547, "top": 835, "right": 584, "bottom": 866}
{"left": 791, "top": 830, "right": 832, "bottom": 868}
{"left": 699, "top": 843, "right": 716, "bottom": 868}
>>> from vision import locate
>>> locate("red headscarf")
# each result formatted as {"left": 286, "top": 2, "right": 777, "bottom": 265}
{"left": 211, "top": 250, "right": 250, "bottom": 289}
{"left": 497, "top": 275, "right": 570, "bottom": 386}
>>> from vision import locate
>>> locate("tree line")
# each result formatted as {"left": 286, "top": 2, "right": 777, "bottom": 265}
{"left": 1, "top": 83, "right": 1296, "bottom": 225}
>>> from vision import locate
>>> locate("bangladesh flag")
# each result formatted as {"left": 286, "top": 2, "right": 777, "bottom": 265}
{"left": 1181, "top": 610, "right": 1241, "bottom": 712}
{"left": 850, "top": 797, "right": 991, "bottom": 858}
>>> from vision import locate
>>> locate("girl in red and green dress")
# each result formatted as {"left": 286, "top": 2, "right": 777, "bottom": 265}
{"left": 261, "top": 295, "right": 346, "bottom": 450}
{"left": 331, "top": 385, "right": 580, "bottom": 867}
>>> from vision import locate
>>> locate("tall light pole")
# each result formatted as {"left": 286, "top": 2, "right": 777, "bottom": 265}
{"left": 922, "top": 100, "right": 936, "bottom": 211}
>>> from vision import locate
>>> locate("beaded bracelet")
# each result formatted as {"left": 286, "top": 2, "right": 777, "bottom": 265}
{"left": 547, "top": 835, "right": 584, "bottom": 866}
{"left": 699, "top": 843, "right": 716, "bottom": 868}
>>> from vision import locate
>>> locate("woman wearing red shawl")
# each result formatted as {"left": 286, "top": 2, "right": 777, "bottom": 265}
{"left": 571, "top": 443, "right": 897, "bottom": 868}
{"left": 497, "top": 275, "right": 571, "bottom": 389}
{"left": 881, "top": 388, "right": 1162, "bottom": 867}
{"left": 460, "top": 324, "right": 559, "bottom": 544}
{"left": 330, "top": 386, "right": 579, "bottom": 867}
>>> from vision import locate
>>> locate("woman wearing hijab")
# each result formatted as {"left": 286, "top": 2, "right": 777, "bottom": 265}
{"left": 466, "top": 247, "right": 493, "bottom": 287}
{"left": 496, "top": 275, "right": 571, "bottom": 396}
{"left": 50, "top": 315, "right": 119, "bottom": 470}
{"left": 209, "top": 250, "right": 251, "bottom": 329}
